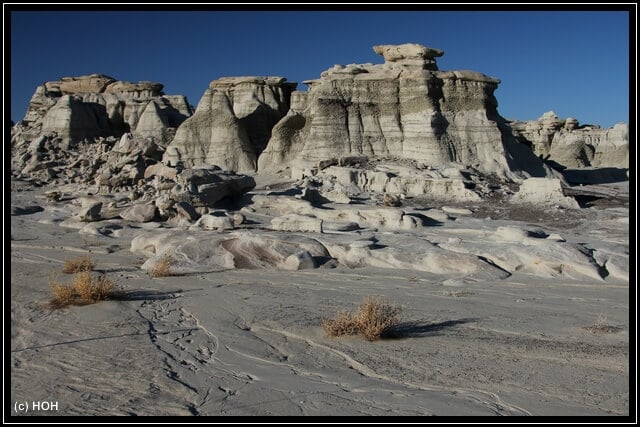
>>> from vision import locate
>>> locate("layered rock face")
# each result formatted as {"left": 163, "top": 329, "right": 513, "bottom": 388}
{"left": 258, "top": 43, "right": 548, "bottom": 180}
{"left": 163, "top": 77, "right": 297, "bottom": 172}
{"left": 509, "top": 111, "right": 629, "bottom": 168}
{"left": 13, "top": 74, "right": 193, "bottom": 149}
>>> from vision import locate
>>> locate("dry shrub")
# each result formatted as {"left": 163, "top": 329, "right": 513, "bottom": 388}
{"left": 62, "top": 255, "right": 96, "bottom": 274}
{"left": 149, "top": 254, "right": 174, "bottom": 278}
{"left": 50, "top": 283, "right": 74, "bottom": 307}
{"left": 48, "top": 272, "right": 117, "bottom": 309}
{"left": 72, "top": 271, "right": 115, "bottom": 302}
{"left": 321, "top": 310, "right": 360, "bottom": 337}
{"left": 323, "top": 296, "right": 402, "bottom": 341}
{"left": 583, "top": 314, "right": 621, "bottom": 335}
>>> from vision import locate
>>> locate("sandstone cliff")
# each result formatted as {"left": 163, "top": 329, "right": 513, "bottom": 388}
{"left": 509, "top": 111, "right": 629, "bottom": 169}
{"left": 163, "top": 77, "right": 297, "bottom": 172}
{"left": 258, "top": 43, "right": 549, "bottom": 181}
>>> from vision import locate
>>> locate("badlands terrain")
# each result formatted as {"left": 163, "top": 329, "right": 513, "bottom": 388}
{"left": 10, "top": 43, "right": 629, "bottom": 416}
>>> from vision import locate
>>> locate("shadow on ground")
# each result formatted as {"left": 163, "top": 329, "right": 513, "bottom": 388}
{"left": 382, "top": 318, "right": 478, "bottom": 339}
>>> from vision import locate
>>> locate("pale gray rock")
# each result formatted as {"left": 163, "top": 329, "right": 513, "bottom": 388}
{"left": 164, "top": 76, "right": 296, "bottom": 172}
{"left": 195, "top": 214, "right": 234, "bottom": 231}
{"left": 510, "top": 112, "right": 629, "bottom": 169}
{"left": 171, "top": 166, "right": 256, "bottom": 208}
{"left": 271, "top": 214, "right": 323, "bottom": 233}
{"left": 282, "top": 251, "right": 317, "bottom": 270}
{"left": 144, "top": 162, "right": 178, "bottom": 180}
{"left": 511, "top": 178, "right": 580, "bottom": 209}
{"left": 232, "top": 213, "right": 245, "bottom": 227}
{"left": 259, "top": 43, "right": 549, "bottom": 181}
{"left": 12, "top": 74, "right": 193, "bottom": 154}
{"left": 41, "top": 95, "right": 113, "bottom": 148}
{"left": 132, "top": 231, "right": 330, "bottom": 273}
{"left": 77, "top": 201, "right": 103, "bottom": 222}
{"left": 120, "top": 203, "right": 157, "bottom": 222}
{"left": 373, "top": 43, "right": 444, "bottom": 70}
{"left": 319, "top": 164, "right": 481, "bottom": 202}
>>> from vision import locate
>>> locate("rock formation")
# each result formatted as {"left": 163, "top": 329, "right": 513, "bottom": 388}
{"left": 509, "top": 111, "right": 629, "bottom": 169}
{"left": 12, "top": 73, "right": 193, "bottom": 149}
{"left": 163, "top": 76, "right": 297, "bottom": 172}
{"left": 258, "top": 43, "right": 549, "bottom": 181}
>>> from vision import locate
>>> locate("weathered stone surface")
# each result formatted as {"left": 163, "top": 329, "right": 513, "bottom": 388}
{"left": 104, "top": 81, "right": 164, "bottom": 97}
{"left": 174, "top": 201, "right": 200, "bottom": 221}
{"left": 144, "top": 162, "right": 178, "bottom": 180}
{"left": 12, "top": 74, "right": 192, "bottom": 151}
{"left": 282, "top": 251, "right": 316, "bottom": 270}
{"left": 50, "top": 74, "right": 116, "bottom": 94}
{"left": 133, "top": 231, "right": 331, "bottom": 273}
{"left": 259, "top": 43, "right": 549, "bottom": 181}
{"left": 373, "top": 43, "right": 444, "bottom": 70}
{"left": 120, "top": 203, "right": 158, "bottom": 222}
{"left": 319, "top": 164, "right": 481, "bottom": 202}
{"left": 40, "top": 95, "right": 113, "bottom": 148}
{"left": 271, "top": 214, "right": 323, "bottom": 233}
{"left": 195, "top": 213, "right": 235, "bottom": 231}
{"left": 511, "top": 178, "right": 580, "bottom": 209}
{"left": 510, "top": 112, "right": 629, "bottom": 169}
{"left": 171, "top": 166, "right": 256, "bottom": 208}
{"left": 77, "top": 201, "right": 103, "bottom": 222}
{"left": 164, "top": 76, "right": 297, "bottom": 172}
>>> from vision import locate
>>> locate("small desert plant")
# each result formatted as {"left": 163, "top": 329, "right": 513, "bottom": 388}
{"left": 50, "top": 283, "right": 75, "bottom": 305}
{"left": 583, "top": 314, "right": 621, "bottom": 335}
{"left": 48, "top": 272, "right": 117, "bottom": 309}
{"left": 62, "top": 255, "right": 96, "bottom": 274}
{"left": 149, "top": 254, "right": 174, "bottom": 278}
{"left": 322, "top": 296, "right": 402, "bottom": 341}
{"left": 321, "top": 310, "right": 360, "bottom": 337}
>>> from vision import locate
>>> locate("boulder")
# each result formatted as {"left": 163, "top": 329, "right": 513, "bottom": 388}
{"left": 171, "top": 166, "right": 256, "bottom": 208}
{"left": 195, "top": 213, "right": 234, "bottom": 231}
{"left": 120, "top": 203, "right": 157, "bottom": 222}
{"left": 511, "top": 178, "right": 580, "bottom": 209}
{"left": 77, "top": 201, "right": 103, "bottom": 222}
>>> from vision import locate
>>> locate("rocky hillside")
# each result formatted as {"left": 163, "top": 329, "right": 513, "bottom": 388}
{"left": 12, "top": 73, "right": 193, "bottom": 149}
{"left": 11, "top": 44, "right": 628, "bottom": 197}
{"left": 163, "top": 77, "right": 296, "bottom": 172}
{"left": 509, "top": 111, "right": 628, "bottom": 169}
{"left": 258, "top": 43, "right": 549, "bottom": 181}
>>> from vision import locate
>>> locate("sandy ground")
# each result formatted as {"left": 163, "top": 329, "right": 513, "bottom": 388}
{"left": 9, "top": 178, "right": 629, "bottom": 417}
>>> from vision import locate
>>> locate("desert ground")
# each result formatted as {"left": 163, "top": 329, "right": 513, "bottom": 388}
{"left": 10, "top": 175, "right": 629, "bottom": 417}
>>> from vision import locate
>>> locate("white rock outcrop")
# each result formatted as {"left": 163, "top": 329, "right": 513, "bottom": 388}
{"left": 12, "top": 74, "right": 193, "bottom": 149}
{"left": 510, "top": 178, "right": 580, "bottom": 209}
{"left": 163, "top": 77, "right": 297, "bottom": 172}
{"left": 509, "top": 111, "right": 629, "bottom": 168}
{"left": 259, "top": 43, "right": 550, "bottom": 181}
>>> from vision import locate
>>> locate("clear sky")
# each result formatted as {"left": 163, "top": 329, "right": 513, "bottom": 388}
{"left": 9, "top": 9, "right": 631, "bottom": 128}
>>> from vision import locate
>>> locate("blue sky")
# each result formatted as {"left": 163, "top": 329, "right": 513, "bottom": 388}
{"left": 10, "top": 9, "right": 630, "bottom": 128}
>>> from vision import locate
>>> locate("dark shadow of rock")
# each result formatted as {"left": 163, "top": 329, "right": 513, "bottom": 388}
{"left": 110, "top": 289, "right": 182, "bottom": 301}
{"left": 405, "top": 212, "right": 443, "bottom": 227}
{"left": 562, "top": 167, "right": 629, "bottom": 185}
{"left": 11, "top": 205, "right": 45, "bottom": 216}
